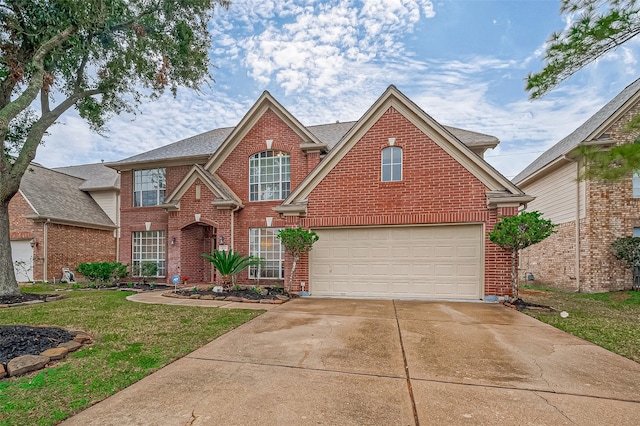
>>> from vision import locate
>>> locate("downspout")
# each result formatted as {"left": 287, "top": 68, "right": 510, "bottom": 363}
{"left": 563, "top": 155, "right": 581, "bottom": 292}
{"left": 115, "top": 192, "right": 120, "bottom": 261}
{"left": 43, "top": 219, "right": 49, "bottom": 282}
{"left": 575, "top": 161, "right": 581, "bottom": 293}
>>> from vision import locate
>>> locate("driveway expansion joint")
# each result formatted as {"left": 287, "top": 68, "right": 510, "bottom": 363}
{"left": 393, "top": 300, "right": 420, "bottom": 426}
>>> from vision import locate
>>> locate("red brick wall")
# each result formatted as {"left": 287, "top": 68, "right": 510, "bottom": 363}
{"left": 213, "top": 108, "right": 317, "bottom": 285}
{"left": 167, "top": 178, "right": 233, "bottom": 283}
{"left": 8, "top": 192, "right": 35, "bottom": 240}
{"left": 46, "top": 224, "right": 116, "bottom": 282}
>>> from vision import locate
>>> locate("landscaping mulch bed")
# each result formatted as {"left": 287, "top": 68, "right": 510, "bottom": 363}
{"left": 504, "top": 297, "right": 554, "bottom": 312}
{"left": 0, "top": 293, "right": 56, "bottom": 306}
{"left": 173, "top": 287, "right": 290, "bottom": 301}
{"left": 0, "top": 325, "right": 75, "bottom": 365}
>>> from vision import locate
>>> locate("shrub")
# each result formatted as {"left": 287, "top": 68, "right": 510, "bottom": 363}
{"left": 76, "top": 262, "right": 129, "bottom": 285}
{"left": 202, "top": 250, "right": 262, "bottom": 288}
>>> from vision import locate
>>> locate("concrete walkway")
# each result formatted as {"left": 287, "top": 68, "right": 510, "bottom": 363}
{"left": 62, "top": 298, "right": 640, "bottom": 425}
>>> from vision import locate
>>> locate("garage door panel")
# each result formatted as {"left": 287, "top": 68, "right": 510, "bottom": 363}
{"left": 310, "top": 225, "right": 482, "bottom": 300}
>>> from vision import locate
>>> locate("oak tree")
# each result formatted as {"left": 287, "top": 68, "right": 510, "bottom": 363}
{"left": 0, "top": 0, "right": 229, "bottom": 296}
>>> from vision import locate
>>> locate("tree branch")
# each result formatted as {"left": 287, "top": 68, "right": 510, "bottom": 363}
{"left": 0, "top": 25, "right": 76, "bottom": 134}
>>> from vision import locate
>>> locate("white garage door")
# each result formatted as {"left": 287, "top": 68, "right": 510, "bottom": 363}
{"left": 11, "top": 240, "right": 33, "bottom": 282}
{"left": 309, "top": 225, "right": 483, "bottom": 299}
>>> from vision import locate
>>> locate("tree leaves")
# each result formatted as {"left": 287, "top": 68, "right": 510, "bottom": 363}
{"left": 489, "top": 211, "right": 557, "bottom": 251}
{"left": 526, "top": 1, "right": 640, "bottom": 99}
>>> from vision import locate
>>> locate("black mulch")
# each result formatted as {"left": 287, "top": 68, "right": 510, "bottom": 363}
{"left": 0, "top": 325, "right": 76, "bottom": 365}
{"left": 174, "top": 287, "right": 288, "bottom": 300}
{"left": 0, "top": 293, "right": 50, "bottom": 305}
{"left": 505, "top": 298, "right": 554, "bottom": 311}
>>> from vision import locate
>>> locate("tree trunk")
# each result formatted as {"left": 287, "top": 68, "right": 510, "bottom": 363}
{"left": 0, "top": 200, "right": 20, "bottom": 296}
{"left": 288, "top": 254, "right": 299, "bottom": 294}
{"left": 511, "top": 248, "right": 518, "bottom": 300}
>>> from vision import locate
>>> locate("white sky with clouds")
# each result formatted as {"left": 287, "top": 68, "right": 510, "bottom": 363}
{"left": 34, "top": 0, "right": 640, "bottom": 180}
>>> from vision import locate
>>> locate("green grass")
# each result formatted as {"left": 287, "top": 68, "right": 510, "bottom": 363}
{"left": 0, "top": 285, "right": 262, "bottom": 426}
{"left": 520, "top": 286, "right": 640, "bottom": 363}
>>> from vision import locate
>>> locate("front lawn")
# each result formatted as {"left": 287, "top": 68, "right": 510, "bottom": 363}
{"left": 520, "top": 286, "right": 640, "bottom": 363}
{"left": 0, "top": 285, "right": 262, "bottom": 426}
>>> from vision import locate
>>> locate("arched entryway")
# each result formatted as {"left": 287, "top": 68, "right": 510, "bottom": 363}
{"left": 179, "top": 223, "right": 216, "bottom": 283}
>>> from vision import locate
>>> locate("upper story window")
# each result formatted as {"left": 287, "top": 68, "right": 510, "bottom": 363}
{"left": 134, "top": 168, "right": 166, "bottom": 207}
{"left": 381, "top": 146, "right": 402, "bottom": 182}
{"left": 249, "top": 151, "right": 290, "bottom": 201}
{"left": 634, "top": 172, "right": 640, "bottom": 198}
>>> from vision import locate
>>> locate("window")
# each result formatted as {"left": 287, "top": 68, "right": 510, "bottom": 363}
{"left": 249, "top": 151, "right": 290, "bottom": 201}
{"left": 132, "top": 231, "right": 166, "bottom": 277}
{"left": 634, "top": 172, "right": 640, "bottom": 198}
{"left": 634, "top": 227, "right": 640, "bottom": 238}
{"left": 249, "top": 228, "right": 284, "bottom": 279}
{"left": 134, "top": 168, "right": 166, "bottom": 207}
{"left": 382, "top": 147, "right": 402, "bottom": 182}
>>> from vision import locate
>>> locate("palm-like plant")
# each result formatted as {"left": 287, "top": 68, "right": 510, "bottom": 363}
{"left": 201, "top": 250, "right": 262, "bottom": 288}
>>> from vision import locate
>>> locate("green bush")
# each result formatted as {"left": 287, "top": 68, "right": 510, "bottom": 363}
{"left": 76, "top": 262, "right": 129, "bottom": 285}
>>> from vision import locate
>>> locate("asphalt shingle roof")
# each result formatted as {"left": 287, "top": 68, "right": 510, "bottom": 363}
{"left": 53, "top": 163, "right": 120, "bottom": 190}
{"left": 20, "top": 164, "right": 116, "bottom": 227}
{"left": 514, "top": 77, "right": 640, "bottom": 184}
{"left": 111, "top": 120, "right": 499, "bottom": 167}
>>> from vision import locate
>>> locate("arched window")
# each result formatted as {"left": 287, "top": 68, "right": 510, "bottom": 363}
{"left": 381, "top": 147, "right": 402, "bottom": 182}
{"left": 249, "top": 150, "right": 291, "bottom": 201}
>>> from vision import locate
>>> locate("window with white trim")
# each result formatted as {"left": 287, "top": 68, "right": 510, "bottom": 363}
{"left": 249, "top": 228, "right": 284, "bottom": 279}
{"left": 132, "top": 231, "right": 166, "bottom": 277}
{"left": 134, "top": 168, "right": 166, "bottom": 207}
{"left": 249, "top": 151, "right": 290, "bottom": 201}
{"left": 633, "top": 172, "right": 640, "bottom": 198}
{"left": 382, "top": 146, "right": 402, "bottom": 182}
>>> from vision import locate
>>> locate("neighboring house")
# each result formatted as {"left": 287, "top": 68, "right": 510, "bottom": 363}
{"left": 107, "top": 85, "right": 531, "bottom": 300}
{"left": 514, "top": 78, "right": 640, "bottom": 293}
{"left": 8, "top": 163, "right": 119, "bottom": 282}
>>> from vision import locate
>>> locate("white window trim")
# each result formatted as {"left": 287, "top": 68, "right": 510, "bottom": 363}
{"left": 248, "top": 228, "right": 284, "bottom": 279}
{"left": 132, "top": 231, "right": 166, "bottom": 277}
{"left": 249, "top": 151, "right": 291, "bottom": 201}
{"left": 133, "top": 168, "right": 166, "bottom": 207}
{"left": 381, "top": 146, "right": 402, "bottom": 182}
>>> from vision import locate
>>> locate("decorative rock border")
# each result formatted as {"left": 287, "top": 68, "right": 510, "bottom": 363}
{"left": 0, "top": 331, "right": 92, "bottom": 379}
{"left": 162, "top": 291, "right": 290, "bottom": 304}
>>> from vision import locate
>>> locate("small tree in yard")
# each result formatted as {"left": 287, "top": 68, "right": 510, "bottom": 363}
{"left": 611, "top": 237, "right": 640, "bottom": 290}
{"left": 489, "top": 211, "right": 556, "bottom": 300}
{"left": 277, "top": 227, "right": 319, "bottom": 294}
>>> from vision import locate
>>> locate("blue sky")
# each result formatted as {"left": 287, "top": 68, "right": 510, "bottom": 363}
{"left": 35, "top": 0, "right": 640, "bottom": 179}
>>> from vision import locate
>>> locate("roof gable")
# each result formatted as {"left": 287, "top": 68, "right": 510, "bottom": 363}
{"left": 514, "top": 77, "right": 640, "bottom": 185}
{"left": 204, "top": 91, "right": 327, "bottom": 173}
{"left": 278, "top": 85, "right": 525, "bottom": 213}
{"left": 163, "top": 164, "right": 242, "bottom": 209}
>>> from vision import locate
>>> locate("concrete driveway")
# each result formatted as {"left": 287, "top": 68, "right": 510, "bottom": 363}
{"left": 62, "top": 298, "right": 640, "bottom": 425}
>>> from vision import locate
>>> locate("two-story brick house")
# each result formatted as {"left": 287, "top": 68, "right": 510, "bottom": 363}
{"left": 515, "top": 78, "right": 640, "bottom": 292}
{"left": 108, "top": 86, "right": 531, "bottom": 300}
